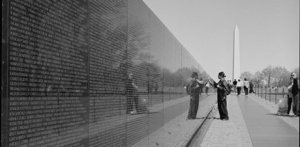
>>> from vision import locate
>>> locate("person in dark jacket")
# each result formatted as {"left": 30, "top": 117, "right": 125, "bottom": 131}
{"left": 209, "top": 72, "right": 230, "bottom": 120}
{"left": 233, "top": 79, "right": 237, "bottom": 93}
{"left": 186, "top": 72, "right": 202, "bottom": 119}
{"left": 249, "top": 80, "right": 255, "bottom": 93}
{"left": 291, "top": 72, "right": 299, "bottom": 116}
{"left": 243, "top": 78, "right": 249, "bottom": 95}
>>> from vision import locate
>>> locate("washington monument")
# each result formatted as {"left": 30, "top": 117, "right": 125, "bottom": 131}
{"left": 233, "top": 25, "right": 240, "bottom": 80}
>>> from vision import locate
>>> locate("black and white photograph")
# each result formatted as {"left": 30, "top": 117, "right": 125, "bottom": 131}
{"left": 1, "top": 0, "right": 299, "bottom": 146}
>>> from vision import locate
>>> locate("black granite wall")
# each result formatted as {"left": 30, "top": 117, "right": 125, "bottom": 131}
{"left": 1, "top": 0, "right": 207, "bottom": 146}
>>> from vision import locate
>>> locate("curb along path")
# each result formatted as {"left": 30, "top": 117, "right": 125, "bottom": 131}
{"left": 132, "top": 94, "right": 217, "bottom": 147}
{"left": 199, "top": 95, "right": 253, "bottom": 147}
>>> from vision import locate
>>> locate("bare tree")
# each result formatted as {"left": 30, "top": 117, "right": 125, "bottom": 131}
{"left": 252, "top": 65, "right": 291, "bottom": 87}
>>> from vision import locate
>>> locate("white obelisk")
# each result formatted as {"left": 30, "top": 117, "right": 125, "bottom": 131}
{"left": 233, "top": 25, "right": 240, "bottom": 80}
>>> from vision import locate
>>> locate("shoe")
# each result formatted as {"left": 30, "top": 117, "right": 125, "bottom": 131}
{"left": 220, "top": 117, "right": 229, "bottom": 120}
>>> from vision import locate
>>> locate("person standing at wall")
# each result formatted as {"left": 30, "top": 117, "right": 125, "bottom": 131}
{"left": 236, "top": 79, "right": 243, "bottom": 95}
{"left": 209, "top": 72, "right": 230, "bottom": 120}
{"left": 186, "top": 72, "right": 202, "bottom": 119}
{"left": 244, "top": 78, "right": 250, "bottom": 95}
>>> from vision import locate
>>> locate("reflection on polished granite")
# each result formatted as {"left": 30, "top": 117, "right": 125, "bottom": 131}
{"left": 2, "top": 0, "right": 210, "bottom": 146}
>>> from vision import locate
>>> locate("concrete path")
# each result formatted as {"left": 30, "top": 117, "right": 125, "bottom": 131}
{"left": 199, "top": 95, "right": 253, "bottom": 147}
{"left": 249, "top": 94, "right": 299, "bottom": 131}
{"left": 198, "top": 94, "right": 299, "bottom": 147}
{"left": 238, "top": 94, "right": 299, "bottom": 147}
{"left": 132, "top": 94, "right": 216, "bottom": 147}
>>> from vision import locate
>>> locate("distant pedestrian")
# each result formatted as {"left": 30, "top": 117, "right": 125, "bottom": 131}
{"left": 205, "top": 81, "right": 211, "bottom": 95}
{"left": 186, "top": 72, "right": 202, "bottom": 119}
{"left": 236, "top": 79, "right": 243, "bottom": 95}
{"left": 249, "top": 80, "right": 255, "bottom": 93}
{"left": 233, "top": 79, "right": 237, "bottom": 92}
{"left": 209, "top": 72, "right": 230, "bottom": 120}
{"left": 244, "top": 78, "right": 249, "bottom": 95}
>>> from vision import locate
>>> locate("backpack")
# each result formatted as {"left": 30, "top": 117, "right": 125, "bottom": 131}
{"left": 186, "top": 81, "right": 198, "bottom": 95}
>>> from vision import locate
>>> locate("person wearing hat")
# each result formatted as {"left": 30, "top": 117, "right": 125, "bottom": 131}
{"left": 209, "top": 71, "right": 230, "bottom": 120}
{"left": 186, "top": 72, "right": 203, "bottom": 119}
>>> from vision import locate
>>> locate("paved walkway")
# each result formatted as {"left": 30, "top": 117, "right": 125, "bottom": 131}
{"left": 132, "top": 94, "right": 216, "bottom": 147}
{"left": 238, "top": 94, "right": 299, "bottom": 147}
{"left": 131, "top": 93, "right": 299, "bottom": 147}
{"left": 199, "top": 94, "right": 299, "bottom": 147}
{"left": 199, "top": 95, "right": 253, "bottom": 147}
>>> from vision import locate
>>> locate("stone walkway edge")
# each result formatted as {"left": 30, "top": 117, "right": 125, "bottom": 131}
{"left": 200, "top": 95, "right": 253, "bottom": 147}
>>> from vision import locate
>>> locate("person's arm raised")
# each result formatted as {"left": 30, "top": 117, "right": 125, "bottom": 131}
{"left": 196, "top": 79, "right": 204, "bottom": 84}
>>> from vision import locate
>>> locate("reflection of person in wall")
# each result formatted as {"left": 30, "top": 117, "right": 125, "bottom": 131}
{"left": 45, "top": 84, "right": 67, "bottom": 97}
{"left": 126, "top": 73, "right": 139, "bottom": 114}
{"left": 186, "top": 72, "right": 202, "bottom": 119}
{"left": 147, "top": 81, "right": 152, "bottom": 93}
{"left": 209, "top": 72, "right": 230, "bottom": 120}
{"left": 154, "top": 83, "right": 159, "bottom": 93}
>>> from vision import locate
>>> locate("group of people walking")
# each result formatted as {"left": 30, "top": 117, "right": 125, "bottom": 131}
{"left": 232, "top": 78, "right": 254, "bottom": 95}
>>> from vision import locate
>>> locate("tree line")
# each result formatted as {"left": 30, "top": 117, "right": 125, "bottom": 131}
{"left": 240, "top": 66, "right": 299, "bottom": 88}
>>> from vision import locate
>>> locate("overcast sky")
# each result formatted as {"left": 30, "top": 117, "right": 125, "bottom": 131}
{"left": 143, "top": 0, "right": 299, "bottom": 80}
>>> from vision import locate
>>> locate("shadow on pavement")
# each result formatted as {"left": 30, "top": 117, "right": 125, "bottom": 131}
{"left": 195, "top": 116, "right": 219, "bottom": 120}
{"left": 266, "top": 113, "right": 298, "bottom": 117}
{"left": 130, "top": 111, "right": 159, "bottom": 115}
